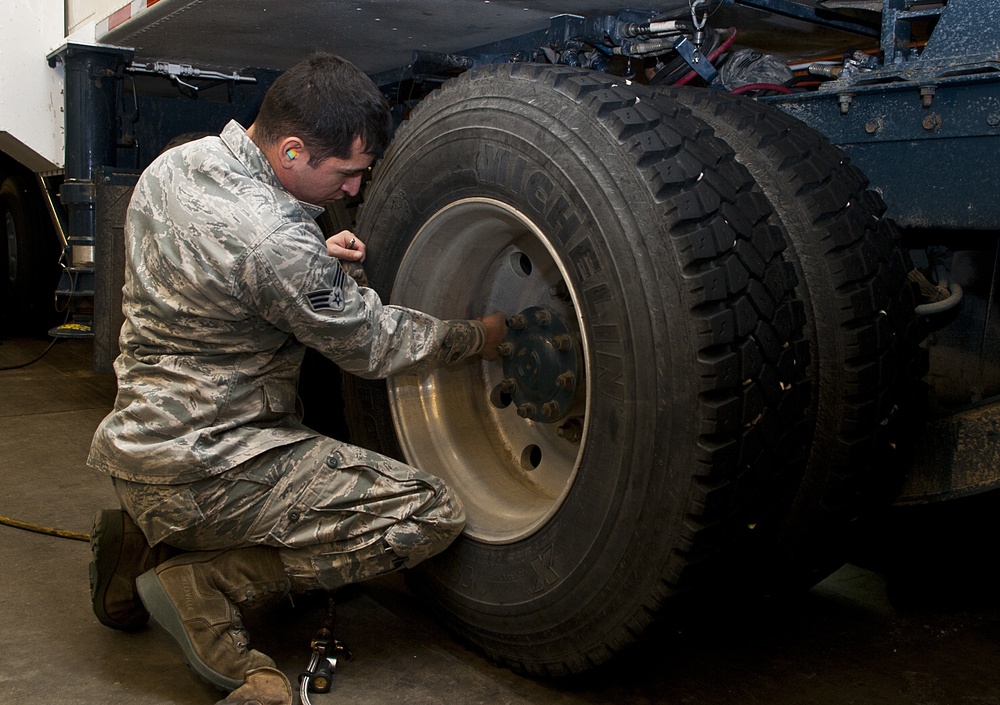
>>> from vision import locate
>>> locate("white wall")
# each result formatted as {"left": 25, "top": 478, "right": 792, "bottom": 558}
{"left": 67, "top": 0, "right": 125, "bottom": 41}
{"left": 0, "top": 0, "right": 68, "bottom": 171}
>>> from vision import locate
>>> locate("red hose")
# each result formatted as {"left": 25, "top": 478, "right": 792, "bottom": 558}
{"left": 731, "top": 82, "right": 794, "bottom": 95}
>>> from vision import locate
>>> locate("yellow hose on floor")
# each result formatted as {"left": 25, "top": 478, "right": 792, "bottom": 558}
{"left": 0, "top": 515, "right": 90, "bottom": 542}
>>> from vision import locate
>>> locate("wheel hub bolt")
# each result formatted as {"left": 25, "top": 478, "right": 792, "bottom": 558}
{"left": 517, "top": 403, "right": 536, "bottom": 419}
{"left": 553, "top": 334, "right": 573, "bottom": 351}
{"left": 542, "top": 401, "right": 561, "bottom": 419}
{"left": 508, "top": 313, "right": 528, "bottom": 330}
{"left": 549, "top": 280, "right": 570, "bottom": 301}
{"left": 556, "top": 417, "right": 583, "bottom": 442}
{"left": 496, "top": 342, "right": 514, "bottom": 357}
{"left": 490, "top": 377, "right": 518, "bottom": 407}
{"left": 556, "top": 371, "right": 575, "bottom": 391}
{"left": 533, "top": 309, "right": 552, "bottom": 326}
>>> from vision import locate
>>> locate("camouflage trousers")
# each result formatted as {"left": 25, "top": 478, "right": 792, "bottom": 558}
{"left": 112, "top": 437, "right": 466, "bottom": 592}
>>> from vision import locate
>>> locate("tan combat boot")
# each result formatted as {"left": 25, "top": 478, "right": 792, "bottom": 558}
{"left": 136, "top": 547, "right": 291, "bottom": 696}
{"left": 89, "top": 508, "right": 178, "bottom": 630}
{"left": 215, "top": 667, "right": 293, "bottom": 705}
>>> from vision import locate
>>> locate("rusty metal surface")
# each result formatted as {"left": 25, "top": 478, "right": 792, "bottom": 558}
{"left": 896, "top": 398, "right": 1000, "bottom": 505}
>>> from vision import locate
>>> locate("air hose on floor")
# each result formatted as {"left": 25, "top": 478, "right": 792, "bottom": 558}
{"left": 0, "top": 514, "right": 90, "bottom": 542}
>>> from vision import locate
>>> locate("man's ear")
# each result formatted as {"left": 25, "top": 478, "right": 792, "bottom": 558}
{"left": 278, "top": 137, "right": 305, "bottom": 166}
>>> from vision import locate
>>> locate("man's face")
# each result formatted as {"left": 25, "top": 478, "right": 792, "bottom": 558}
{"left": 284, "top": 136, "right": 373, "bottom": 206}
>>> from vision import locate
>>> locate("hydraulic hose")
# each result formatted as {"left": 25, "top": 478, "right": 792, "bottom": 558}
{"left": 731, "top": 82, "right": 794, "bottom": 95}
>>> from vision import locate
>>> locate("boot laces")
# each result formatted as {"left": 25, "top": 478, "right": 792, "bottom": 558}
{"left": 229, "top": 608, "right": 250, "bottom": 654}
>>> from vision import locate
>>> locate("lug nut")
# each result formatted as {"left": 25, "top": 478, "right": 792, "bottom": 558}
{"left": 491, "top": 378, "right": 517, "bottom": 406}
{"left": 557, "top": 371, "right": 576, "bottom": 391}
{"left": 517, "top": 403, "right": 536, "bottom": 419}
{"left": 533, "top": 309, "right": 552, "bottom": 326}
{"left": 556, "top": 417, "right": 584, "bottom": 442}
{"left": 496, "top": 342, "right": 514, "bottom": 357}
{"left": 549, "top": 280, "right": 570, "bottom": 301}
{"left": 508, "top": 314, "right": 527, "bottom": 330}
{"left": 553, "top": 334, "right": 573, "bottom": 351}
{"left": 542, "top": 401, "right": 561, "bottom": 419}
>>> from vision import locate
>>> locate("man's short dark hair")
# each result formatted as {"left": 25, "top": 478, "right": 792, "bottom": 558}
{"left": 253, "top": 52, "right": 391, "bottom": 162}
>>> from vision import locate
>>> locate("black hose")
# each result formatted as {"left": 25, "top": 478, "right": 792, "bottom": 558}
{"left": 0, "top": 338, "right": 59, "bottom": 371}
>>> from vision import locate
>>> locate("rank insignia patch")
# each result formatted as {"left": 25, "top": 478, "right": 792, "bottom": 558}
{"left": 306, "top": 265, "right": 347, "bottom": 312}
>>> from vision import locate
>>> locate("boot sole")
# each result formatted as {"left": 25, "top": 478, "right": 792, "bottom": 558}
{"left": 89, "top": 509, "right": 149, "bottom": 631}
{"left": 136, "top": 567, "right": 243, "bottom": 692}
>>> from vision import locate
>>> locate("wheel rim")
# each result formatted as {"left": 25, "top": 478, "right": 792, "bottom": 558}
{"left": 388, "top": 198, "right": 590, "bottom": 544}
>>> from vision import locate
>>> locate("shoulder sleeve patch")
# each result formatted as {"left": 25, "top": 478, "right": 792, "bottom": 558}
{"left": 305, "top": 263, "right": 347, "bottom": 312}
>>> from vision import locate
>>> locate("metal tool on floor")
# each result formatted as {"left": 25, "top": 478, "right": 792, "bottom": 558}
{"left": 299, "top": 596, "right": 351, "bottom": 704}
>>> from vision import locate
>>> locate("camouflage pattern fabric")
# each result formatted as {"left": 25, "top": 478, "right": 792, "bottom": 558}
{"left": 112, "top": 438, "right": 465, "bottom": 591}
{"left": 87, "top": 120, "right": 485, "bottom": 485}
{"left": 436, "top": 319, "right": 487, "bottom": 365}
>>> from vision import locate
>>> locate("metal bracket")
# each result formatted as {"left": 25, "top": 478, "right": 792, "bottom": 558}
{"left": 673, "top": 35, "right": 719, "bottom": 83}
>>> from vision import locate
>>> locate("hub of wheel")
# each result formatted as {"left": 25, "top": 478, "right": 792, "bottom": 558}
{"left": 380, "top": 197, "right": 590, "bottom": 544}
{"left": 493, "top": 306, "right": 579, "bottom": 423}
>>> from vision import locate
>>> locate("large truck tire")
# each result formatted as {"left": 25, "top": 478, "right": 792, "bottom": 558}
{"left": 658, "top": 87, "right": 927, "bottom": 587}
{"left": 343, "top": 64, "right": 810, "bottom": 675}
{"left": 0, "top": 172, "right": 60, "bottom": 335}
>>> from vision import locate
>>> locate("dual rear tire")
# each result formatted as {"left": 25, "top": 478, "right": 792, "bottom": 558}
{"left": 342, "top": 65, "right": 922, "bottom": 674}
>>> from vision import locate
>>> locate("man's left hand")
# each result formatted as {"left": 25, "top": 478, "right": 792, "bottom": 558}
{"left": 477, "top": 312, "right": 508, "bottom": 361}
{"left": 326, "top": 230, "right": 366, "bottom": 262}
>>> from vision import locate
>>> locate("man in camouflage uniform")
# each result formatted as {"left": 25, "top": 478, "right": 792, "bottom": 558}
{"left": 87, "top": 53, "right": 506, "bottom": 705}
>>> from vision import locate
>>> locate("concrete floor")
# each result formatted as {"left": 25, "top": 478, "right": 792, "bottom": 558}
{"left": 3, "top": 334, "right": 1000, "bottom": 705}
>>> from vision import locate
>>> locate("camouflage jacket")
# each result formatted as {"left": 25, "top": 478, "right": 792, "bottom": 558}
{"left": 88, "top": 120, "right": 485, "bottom": 484}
